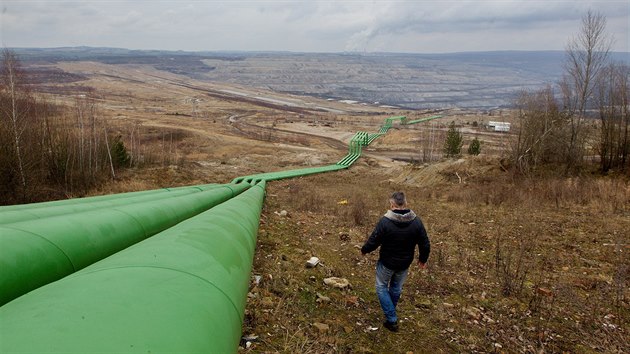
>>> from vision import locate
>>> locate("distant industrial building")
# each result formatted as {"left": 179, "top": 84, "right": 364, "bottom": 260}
{"left": 488, "top": 121, "right": 511, "bottom": 132}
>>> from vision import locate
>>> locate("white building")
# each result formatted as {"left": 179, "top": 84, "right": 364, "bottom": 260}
{"left": 488, "top": 121, "right": 511, "bottom": 132}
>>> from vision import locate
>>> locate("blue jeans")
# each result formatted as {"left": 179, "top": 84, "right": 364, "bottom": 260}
{"left": 375, "top": 261, "right": 409, "bottom": 323}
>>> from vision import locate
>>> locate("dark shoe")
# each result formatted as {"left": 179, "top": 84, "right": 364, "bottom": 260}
{"left": 383, "top": 320, "right": 399, "bottom": 332}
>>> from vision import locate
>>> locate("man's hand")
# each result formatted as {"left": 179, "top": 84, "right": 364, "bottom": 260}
{"left": 418, "top": 261, "right": 427, "bottom": 269}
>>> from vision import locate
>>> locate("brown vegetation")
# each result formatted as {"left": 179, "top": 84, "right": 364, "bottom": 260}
{"left": 0, "top": 50, "right": 132, "bottom": 204}
{"left": 514, "top": 11, "right": 629, "bottom": 176}
{"left": 246, "top": 162, "right": 629, "bottom": 353}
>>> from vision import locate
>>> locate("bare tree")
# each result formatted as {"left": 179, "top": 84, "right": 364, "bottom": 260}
{"left": 0, "top": 49, "right": 131, "bottom": 204}
{"left": 0, "top": 49, "right": 32, "bottom": 200}
{"left": 74, "top": 95, "right": 101, "bottom": 179}
{"left": 562, "top": 10, "right": 613, "bottom": 172}
{"left": 595, "top": 62, "right": 630, "bottom": 172}
{"left": 512, "top": 86, "right": 565, "bottom": 173}
{"left": 104, "top": 126, "right": 116, "bottom": 180}
{"left": 417, "top": 121, "right": 444, "bottom": 163}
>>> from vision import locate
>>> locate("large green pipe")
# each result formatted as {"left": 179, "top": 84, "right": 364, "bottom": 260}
{"left": 232, "top": 132, "right": 374, "bottom": 184}
{"left": 367, "top": 133, "right": 383, "bottom": 144}
{"left": 0, "top": 183, "right": 218, "bottom": 212}
{"left": 0, "top": 183, "right": 248, "bottom": 306}
{"left": 337, "top": 131, "right": 369, "bottom": 166}
{"left": 233, "top": 164, "right": 347, "bottom": 185}
{"left": 0, "top": 115, "right": 445, "bottom": 352}
{"left": 0, "top": 189, "right": 165, "bottom": 212}
{"left": 404, "top": 115, "right": 443, "bottom": 125}
{"left": 0, "top": 184, "right": 222, "bottom": 224}
{"left": 386, "top": 115, "right": 407, "bottom": 125}
{"left": 0, "top": 182, "right": 265, "bottom": 353}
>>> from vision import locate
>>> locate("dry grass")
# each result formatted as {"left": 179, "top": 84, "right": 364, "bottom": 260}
{"left": 444, "top": 174, "right": 630, "bottom": 214}
{"left": 349, "top": 192, "right": 369, "bottom": 226}
{"left": 245, "top": 163, "right": 629, "bottom": 353}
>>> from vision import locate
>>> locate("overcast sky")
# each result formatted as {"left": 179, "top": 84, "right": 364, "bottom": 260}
{"left": 1, "top": 0, "right": 628, "bottom": 53}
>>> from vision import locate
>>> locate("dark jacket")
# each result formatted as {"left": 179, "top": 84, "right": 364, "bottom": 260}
{"left": 361, "top": 209, "right": 430, "bottom": 271}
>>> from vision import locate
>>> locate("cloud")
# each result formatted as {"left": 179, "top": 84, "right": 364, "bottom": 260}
{"left": 338, "top": 0, "right": 629, "bottom": 52}
{"left": 1, "top": 0, "right": 627, "bottom": 52}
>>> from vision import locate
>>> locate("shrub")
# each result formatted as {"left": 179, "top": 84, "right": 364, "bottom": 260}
{"left": 111, "top": 136, "right": 130, "bottom": 168}
{"left": 443, "top": 122, "right": 463, "bottom": 157}
{"left": 468, "top": 137, "right": 481, "bottom": 155}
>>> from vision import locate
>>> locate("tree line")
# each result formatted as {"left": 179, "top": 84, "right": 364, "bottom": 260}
{"left": 513, "top": 11, "right": 629, "bottom": 175}
{"left": 0, "top": 49, "right": 130, "bottom": 205}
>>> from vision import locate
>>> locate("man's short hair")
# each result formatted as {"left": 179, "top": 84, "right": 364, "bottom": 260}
{"left": 390, "top": 191, "right": 406, "bottom": 207}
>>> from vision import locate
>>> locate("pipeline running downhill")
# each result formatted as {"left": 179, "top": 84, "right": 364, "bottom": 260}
{"left": 0, "top": 114, "right": 443, "bottom": 353}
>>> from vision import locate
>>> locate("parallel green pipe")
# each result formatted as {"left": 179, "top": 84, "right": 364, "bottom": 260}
{"left": 234, "top": 115, "right": 443, "bottom": 182}
{"left": 386, "top": 115, "right": 407, "bottom": 125}
{"left": 379, "top": 115, "right": 405, "bottom": 134}
{"left": 233, "top": 164, "right": 347, "bottom": 185}
{"left": 0, "top": 114, "right": 447, "bottom": 353}
{"left": 0, "top": 189, "right": 164, "bottom": 212}
{"left": 366, "top": 115, "right": 442, "bottom": 144}
{"left": 337, "top": 154, "right": 359, "bottom": 166}
{"left": 0, "top": 183, "right": 248, "bottom": 306}
{"left": 0, "top": 183, "right": 218, "bottom": 212}
{"left": 337, "top": 131, "right": 370, "bottom": 166}
{"left": 0, "top": 184, "right": 221, "bottom": 224}
{"left": 367, "top": 133, "right": 383, "bottom": 144}
{"left": 404, "top": 115, "right": 443, "bottom": 125}
{"left": 0, "top": 182, "right": 266, "bottom": 353}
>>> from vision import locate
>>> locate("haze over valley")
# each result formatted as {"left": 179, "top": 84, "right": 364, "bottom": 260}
{"left": 18, "top": 47, "right": 630, "bottom": 110}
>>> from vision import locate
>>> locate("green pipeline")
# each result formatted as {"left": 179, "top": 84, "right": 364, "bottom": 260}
{"left": 0, "top": 183, "right": 248, "bottom": 307}
{"left": 232, "top": 164, "right": 347, "bottom": 185}
{"left": 232, "top": 115, "right": 444, "bottom": 182}
{"left": 405, "top": 115, "right": 443, "bottom": 125}
{"left": 337, "top": 131, "right": 369, "bottom": 166}
{"left": 0, "top": 182, "right": 266, "bottom": 353}
{"left": 0, "top": 184, "right": 221, "bottom": 224}
{"left": 232, "top": 131, "right": 372, "bottom": 184}
{"left": 0, "top": 115, "right": 446, "bottom": 352}
{"left": 377, "top": 115, "right": 442, "bottom": 134}
{"left": 0, "top": 183, "right": 219, "bottom": 212}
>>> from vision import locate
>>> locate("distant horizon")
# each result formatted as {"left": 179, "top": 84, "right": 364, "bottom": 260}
{"left": 5, "top": 45, "right": 630, "bottom": 111}
{"left": 8, "top": 45, "right": 630, "bottom": 56}
{"left": 10, "top": 47, "right": 612, "bottom": 110}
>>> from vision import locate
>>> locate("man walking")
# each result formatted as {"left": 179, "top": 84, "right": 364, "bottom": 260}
{"left": 361, "top": 191, "right": 430, "bottom": 332}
